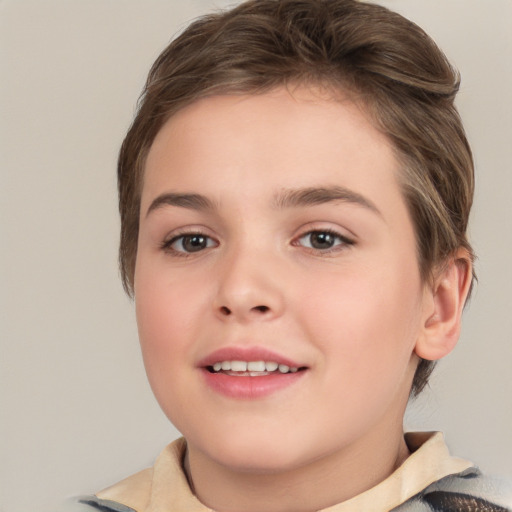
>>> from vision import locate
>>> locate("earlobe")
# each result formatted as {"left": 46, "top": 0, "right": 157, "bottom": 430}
{"left": 415, "top": 249, "right": 473, "bottom": 361}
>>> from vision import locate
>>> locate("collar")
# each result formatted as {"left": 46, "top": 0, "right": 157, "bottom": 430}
{"left": 96, "top": 432, "right": 474, "bottom": 512}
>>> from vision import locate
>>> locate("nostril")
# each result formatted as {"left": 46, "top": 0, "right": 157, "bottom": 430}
{"left": 218, "top": 304, "right": 270, "bottom": 317}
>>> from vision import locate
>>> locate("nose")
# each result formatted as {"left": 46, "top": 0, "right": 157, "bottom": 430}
{"left": 213, "top": 248, "right": 285, "bottom": 323}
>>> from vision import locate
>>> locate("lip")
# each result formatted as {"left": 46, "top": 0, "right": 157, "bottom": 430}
{"left": 198, "top": 346, "right": 307, "bottom": 400}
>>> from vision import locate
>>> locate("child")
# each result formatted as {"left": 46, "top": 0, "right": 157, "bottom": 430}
{"left": 65, "top": 0, "right": 511, "bottom": 510}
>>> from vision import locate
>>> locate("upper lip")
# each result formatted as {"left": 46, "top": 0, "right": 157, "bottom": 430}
{"left": 198, "top": 346, "right": 303, "bottom": 369}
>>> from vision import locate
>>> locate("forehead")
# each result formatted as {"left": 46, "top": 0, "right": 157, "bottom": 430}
{"left": 143, "top": 86, "right": 400, "bottom": 203}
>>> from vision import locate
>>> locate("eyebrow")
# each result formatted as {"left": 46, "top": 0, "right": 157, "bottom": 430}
{"left": 145, "top": 185, "right": 381, "bottom": 217}
{"left": 146, "top": 192, "right": 217, "bottom": 217}
{"left": 272, "top": 186, "right": 381, "bottom": 216}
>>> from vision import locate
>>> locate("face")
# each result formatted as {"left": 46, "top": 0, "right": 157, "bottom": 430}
{"left": 135, "top": 86, "right": 428, "bottom": 474}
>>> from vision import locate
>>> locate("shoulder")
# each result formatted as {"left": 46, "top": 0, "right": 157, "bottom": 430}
{"left": 55, "top": 466, "right": 153, "bottom": 512}
{"left": 392, "top": 467, "right": 512, "bottom": 511}
{"left": 55, "top": 439, "right": 188, "bottom": 512}
{"left": 54, "top": 495, "right": 137, "bottom": 512}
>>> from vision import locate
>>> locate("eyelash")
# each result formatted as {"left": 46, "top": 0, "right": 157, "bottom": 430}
{"left": 293, "top": 229, "right": 354, "bottom": 254}
{"left": 161, "top": 231, "right": 218, "bottom": 257}
{"left": 161, "top": 229, "right": 354, "bottom": 257}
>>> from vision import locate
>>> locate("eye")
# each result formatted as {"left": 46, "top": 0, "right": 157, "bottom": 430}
{"left": 165, "top": 233, "right": 217, "bottom": 254}
{"left": 296, "top": 230, "right": 352, "bottom": 251}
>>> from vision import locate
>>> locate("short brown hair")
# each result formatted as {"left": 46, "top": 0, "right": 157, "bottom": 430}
{"left": 118, "top": 0, "right": 475, "bottom": 396}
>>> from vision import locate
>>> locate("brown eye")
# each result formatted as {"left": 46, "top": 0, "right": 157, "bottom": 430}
{"left": 309, "top": 232, "right": 336, "bottom": 249}
{"left": 169, "top": 234, "right": 216, "bottom": 253}
{"left": 297, "top": 230, "right": 351, "bottom": 251}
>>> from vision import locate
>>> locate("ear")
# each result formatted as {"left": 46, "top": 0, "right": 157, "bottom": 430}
{"left": 415, "top": 249, "right": 473, "bottom": 361}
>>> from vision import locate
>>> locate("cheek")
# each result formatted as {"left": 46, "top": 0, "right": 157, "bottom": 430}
{"left": 134, "top": 265, "right": 207, "bottom": 427}
{"left": 134, "top": 261, "right": 202, "bottom": 374}
{"left": 296, "top": 259, "right": 423, "bottom": 379}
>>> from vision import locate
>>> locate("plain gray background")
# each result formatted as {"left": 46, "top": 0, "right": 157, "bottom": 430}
{"left": 1, "top": 1, "right": 511, "bottom": 511}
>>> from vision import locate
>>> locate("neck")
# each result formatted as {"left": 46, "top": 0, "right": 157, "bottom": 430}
{"left": 184, "top": 422, "right": 410, "bottom": 512}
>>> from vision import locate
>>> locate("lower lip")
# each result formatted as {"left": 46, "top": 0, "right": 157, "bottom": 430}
{"left": 201, "top": 369, "right": 306, "bottom": 399}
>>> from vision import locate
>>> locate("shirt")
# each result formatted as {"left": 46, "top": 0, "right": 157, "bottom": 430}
{"left": 64, "top": 432, "right": 512, "bottom": 511}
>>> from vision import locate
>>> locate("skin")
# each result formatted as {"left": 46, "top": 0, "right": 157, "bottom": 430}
{"left": 134, "top": 86, "right": 471, "bottom": 512}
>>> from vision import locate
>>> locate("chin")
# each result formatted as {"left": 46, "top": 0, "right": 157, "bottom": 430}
{"left": 195, "top": 425, "right": 320, "bottom": 475}
{"left": 214, "top": 446, "right": 307, "bottom": 475}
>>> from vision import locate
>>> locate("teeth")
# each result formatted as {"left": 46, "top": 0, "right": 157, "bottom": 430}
{"left": 231, "top": 360, "right": 247, "bottom": 372}
{"left": 210, "top": 360, "right": 300, "bottom": 374}
{"left": 247, "top": 361, "right": 266, "bottom": 371}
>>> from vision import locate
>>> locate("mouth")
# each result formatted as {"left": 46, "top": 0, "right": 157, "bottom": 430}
{"left": 199, "top": 348, "right": 308, "bottom": 399}
{"left": 206, "top": 360, "right": 306, "bottom": 376}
